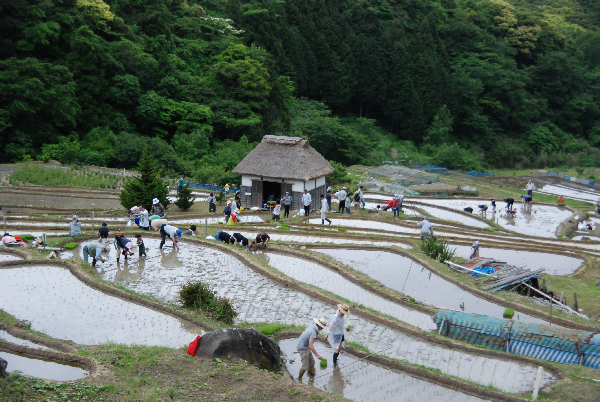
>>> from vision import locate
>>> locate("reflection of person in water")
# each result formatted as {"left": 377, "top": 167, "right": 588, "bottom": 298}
{"left": 160, "top": 246, "right": 180, "bottom": 267}
{"left": 325, "top": 362, "right": 345, "bottom": 396}
{"left": 114, "top": 257, "right": 146, "bottom": 282}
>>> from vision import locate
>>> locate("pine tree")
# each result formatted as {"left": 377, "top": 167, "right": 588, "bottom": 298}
{"left": 120, "top": 147, "right": 169, "bottom": 210}
{"left": 175, "top": 184, "right": 195, "bottom": 211}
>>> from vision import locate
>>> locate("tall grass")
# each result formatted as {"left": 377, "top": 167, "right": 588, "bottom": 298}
{"left": 179, "top": 281, "right": 238, "bottom": 324}
{"left": 9, "top": 165, "right": 122, "bottom": 188}
{"left": 420, "top": 237, "right": 456, "bottom": 262}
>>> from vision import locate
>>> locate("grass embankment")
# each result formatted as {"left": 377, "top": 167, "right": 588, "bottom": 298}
{"left": 1, "top": 343, "right": 339, "bottom": 401}
{"left": 8, "top": 165, "right": 123, "bottom": 189}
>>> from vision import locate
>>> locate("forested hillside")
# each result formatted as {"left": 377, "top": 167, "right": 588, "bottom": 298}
{"left": 1, "top": 0, "right": 599, "bottom": 180}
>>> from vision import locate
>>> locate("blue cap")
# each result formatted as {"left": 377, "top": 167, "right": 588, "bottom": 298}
{"left": 424, "top": 217, "right": 428, "bottom": 220}
{"left": 176, "top": 229, "right": 182, "bottom": 237}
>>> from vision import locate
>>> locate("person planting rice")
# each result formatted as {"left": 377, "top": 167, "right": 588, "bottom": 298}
{"left": 82, "top": 243, "right": 109, "bottom": 267}
{"left": 183, "top": 225, "right": 197, "bottom": 235}
{"left": 478, "top": 204, "right": 488, "bottom": 215}
{"left": 522, "top": 195, "right": 532, "bottom": 204}
{"left": 159, "top": 224, "right": 181, "bottom": 250}
{"left": 469, "top": 241, "right": 481, "bottom": 259}
{"left": 503, "top": 197, "right": 514, "bottom": 212}
{"left": 150, "top": 218, "right": 168, "bottom": 231}
{"left": 230, "top": 232, "right": 249, "bottom": 249}
{"left": 114, "top": 233, "right": 135, "bottom": 262}
{"left": 98, "top": 222, "right": 109, "bottom": 241}
{"left": 297, "top": 318, "right": 328, "bottom": 380}
{"left": 248, "top": 232, "right": 270, "bottom": 250}
{"left": 214, "top": 231, "right": 232, "bottom": 242}
{"left": 490, "top": 199, "right": 496, "bottom": 213}
{"left": 324, "top": 304, "right": 351, "bottom": 367}
{"left": 417, "top": 216, "right": 434, "bottom": 240}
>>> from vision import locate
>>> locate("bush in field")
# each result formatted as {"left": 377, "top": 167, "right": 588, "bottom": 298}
{"left": 179, "top": 281, "right": 237, "bottom": 324}
{"left": 119, "top": 147, "right": 169, "bottom": 211}
{"left": 420, "top": 237, "right": 456, "bottom": 263}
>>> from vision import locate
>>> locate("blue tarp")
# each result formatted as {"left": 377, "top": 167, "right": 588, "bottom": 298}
{"left": 433, "top": 309, "right": 600, "bottom": 369}
{"left": 181, "top": 181, "right": 239, "bottom": 193}
{"left": 410, "top": 166, "right": 450, "bottom": 173}
{"left": 466, "top": 171, "right": 495, "bottom": 177}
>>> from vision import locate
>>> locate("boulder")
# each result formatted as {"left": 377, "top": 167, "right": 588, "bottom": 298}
{"left": 196, "top": 328, "right": 280, "bottom": 372}
{"left": 0, "top": 356, "right": 7, "bottom": 378}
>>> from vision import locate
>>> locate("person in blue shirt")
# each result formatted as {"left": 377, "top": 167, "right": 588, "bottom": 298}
{"left": 223, "top": 201, "right": 232, "bottom": 223}
{"left": 296, "top": 318, "right": 328, "bottom": 380}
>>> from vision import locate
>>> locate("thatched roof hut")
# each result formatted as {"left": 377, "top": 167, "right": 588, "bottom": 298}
{"left": 234, "top": 135, "right": 333, "bottom": 211}
{"left": 233, "top": 136, "right": 333, "bottom": 181}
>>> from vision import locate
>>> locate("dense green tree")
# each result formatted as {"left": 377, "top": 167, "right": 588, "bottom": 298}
{"left": 120, "top": 147, "right": 169, "bottom": 210}
{"left": 175, "top": 184, "right": 195, "bottom": 211}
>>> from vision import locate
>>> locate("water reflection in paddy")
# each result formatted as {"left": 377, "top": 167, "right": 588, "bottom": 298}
{"left": 279, "top": 338, "right": 488, "bottom": 402}
{"left": 313, "top": 249, "right": 545, "bottom": 324}
{"left": 0, "top": 351, "right": 88, "bottom": 381}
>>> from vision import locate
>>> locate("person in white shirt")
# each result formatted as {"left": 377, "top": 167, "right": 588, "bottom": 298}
{"left": 417, "top": 216, "right": 434, "bottom": 239}
{"left": 526, "top": 180, "right": 536, "bottom": 197}
{"left": 302, "top": 189, "right": 312, "bottom": 216}
{"left": 324, "top": 304, "right": 351, "bottom": 367}
{"left": 320, "top": 194, "right": 331, "bottom": 225}
{"left": 272, "top": 200, "right": 281, "bottom": 221}
{"left": 159, "top": 224, "right": 181, "bottom": 250}
{"left": 358, "top": 185, "right": 365, "bottom": 208}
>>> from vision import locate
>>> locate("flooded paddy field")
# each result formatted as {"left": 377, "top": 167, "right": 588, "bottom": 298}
{"left": 312, "top": 249, "right": 545, "bottom": 324}
{"left": 0, "top": 253, "right": 22, "bottom": 262}
{"left": 537, "top": 184, "right": 600, "bottom": 203}
{"left": 307, "top": 219, "right": 415, "bottom": 235}
{"left": 412, "top": 204, "right": 491, "bottom": 228}
{"left": 451, "top": 246, "right": 584, "bottom": 276}
{"left": 84, "top": 240, "right": 553, "bottom": 392}
{"left": 0, "top": 331, "right": 50, "bottom": 350}
{"left": 413, "top": 199, "right": 572, "bottom": 238}
{"left": 0, "top": 351, "right": 88, "bottom": 381}
{"left": 0, "top": 265, "right": 201, "bottom": 347}
{"left": 170, "top": 215, "right": 264, "bottom": 225}
{"left": 263, "top": 253, "right": 434, "bottom": 330}
{"left": 279, "top": 338, "right": 487, "bottom": 402}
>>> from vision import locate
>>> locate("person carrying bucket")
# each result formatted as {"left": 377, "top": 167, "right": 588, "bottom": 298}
{"left": 324, "top": 304, "right": 351, "bottom": 367}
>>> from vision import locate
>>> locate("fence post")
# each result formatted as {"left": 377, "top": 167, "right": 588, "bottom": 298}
{"left": 574, "top": 293, "right": 578, "bottom": 312}
{"left": 532, "top": 366, "right": 543, "bottom": 400}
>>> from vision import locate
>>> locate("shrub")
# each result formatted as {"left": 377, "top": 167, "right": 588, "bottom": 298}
{"left": 420, "top": 237, "right": 456, "bottom": 262}
{"left": 64, "top": 242, "right": 79, "bottom": 249}
{"left": 179, "top": 281, "right": 237, "bottom": 324}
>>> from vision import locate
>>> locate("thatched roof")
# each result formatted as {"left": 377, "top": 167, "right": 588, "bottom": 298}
{"left": 233, "top": 135, "right": 334, "bottom": 181}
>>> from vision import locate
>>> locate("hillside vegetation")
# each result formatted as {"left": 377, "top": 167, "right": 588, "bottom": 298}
{"left": 1, "top": 0, "right": 599, "bottom": 182}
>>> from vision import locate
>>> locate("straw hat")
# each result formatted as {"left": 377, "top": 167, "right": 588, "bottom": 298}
{"left": 337, "top": 303, "right": 351, "bottom": 315}
{"left": 152, "top": 198, "right": 159, "bottom": 204}
{"left": 227, "top": 200, "right": 232, "bottom": 204}
{"left": 313, "top": 317, "right": 328, "bottom": 330}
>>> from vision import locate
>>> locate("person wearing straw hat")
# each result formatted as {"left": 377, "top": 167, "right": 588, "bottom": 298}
{"left": 151, "top": 198, "right": 165, "bottom": 217}
{"left": 324, "top": 304, "right": 351, "bottom": 367}
{"left": 296, "top": 317, "right": 328, "bottom": 380}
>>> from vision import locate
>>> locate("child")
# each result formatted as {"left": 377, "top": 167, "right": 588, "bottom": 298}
{"left": 345, "top": 193, "right": 352, "bottom": 214}
{"left": 557, "top": 196, "right": 565, "bottom": 206}
{"left": 490, "top": 199, "right": 496, "bottom": 213}
{"left": 272, "top": 200, "right": 281, "bottom": 221}
{"left": 98, "top": 222, "right": 109, "bottom": 241}
{"left": 184, "top": 225, "right": 197, "bottom": 235}
{"left": 135, "top": 234, "right": 147, "bottom": 257}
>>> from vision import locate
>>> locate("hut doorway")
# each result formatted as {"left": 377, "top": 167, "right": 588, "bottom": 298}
{"left": 262, "top": 181, "right": 281, "bottom": 205}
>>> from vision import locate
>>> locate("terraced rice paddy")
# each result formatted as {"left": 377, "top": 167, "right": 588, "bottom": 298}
{"left": 0, "top": 265, "right": 202, "bottom": 347}
{"left": 312, "top": 249, "right": 545, "bottom": 323}
{"left": 83, "top": 240, "right": 554, "bottom": 393}
{"left": 279, "top": 338, "right": 487, "bottom": 402}
{"left": 0, "top": 351, "right": 88, "bottom": 381}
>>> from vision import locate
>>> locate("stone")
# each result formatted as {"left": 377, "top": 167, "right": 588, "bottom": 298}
{"left": 196, "top": 328, "right": 281, "bottom": 372}
{"left": 0, "top": 357, "right": 7, "bottom": 378}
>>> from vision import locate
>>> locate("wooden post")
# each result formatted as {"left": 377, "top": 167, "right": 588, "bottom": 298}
{"left": 205, "top": 218, "right": 207, "bottom": 237}
{"left": 532, "top": 366, "right": 543, "bottom": 400}
{"left": 560, "top": 291, "right": 565, "bottom": 305}
{"left": 542, "top": 278, "right": 547, "bottom": 293}
{"left": 549, "top": 298, "right": 553, "bottom": 316}
{"left": 43, "top": 233, "right": 46, "bottom": 252}
{"left": 574, "top": 293, "right": 578, "bottom": 312}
